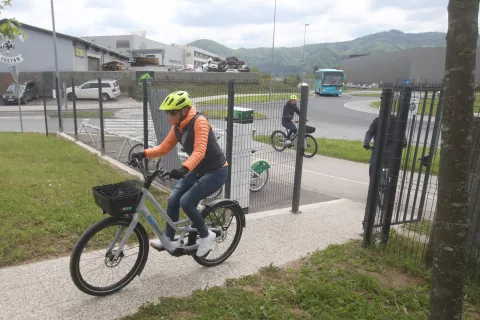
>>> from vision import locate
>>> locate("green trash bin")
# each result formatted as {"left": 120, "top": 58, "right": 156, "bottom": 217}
{"left": 232, "top": 107, "right": 254, "bottom": 124}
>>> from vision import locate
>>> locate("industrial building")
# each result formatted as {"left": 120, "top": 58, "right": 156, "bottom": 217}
{"left": 81, "top": 34, "right": 223, "bottom": 71}
{"left": 339, "top": 47, "right": 480, "bottom": 85}
{"left": 181, "top": 45, "right": 224, "bottom": 69}
{"left": 0, "top": 19, "right": 129, "bottom": 73}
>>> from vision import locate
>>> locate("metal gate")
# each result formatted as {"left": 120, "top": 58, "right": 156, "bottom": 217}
{"left": 363, "top": 82, "right": 444, "bottom": 245}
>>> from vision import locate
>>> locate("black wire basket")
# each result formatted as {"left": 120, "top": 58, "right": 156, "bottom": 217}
{"left": 92, "top": 180, "right": 142, "bottom": 217}
{"left": 306, "top": 125, "right": 316, "bottom": 134}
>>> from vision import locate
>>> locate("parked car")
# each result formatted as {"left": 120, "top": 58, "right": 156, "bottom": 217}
{"left": 2, "top": 80, "right": 39, "bottom": 104}
{"left": 66, "top": 79, "right": 121, "bottom": 102}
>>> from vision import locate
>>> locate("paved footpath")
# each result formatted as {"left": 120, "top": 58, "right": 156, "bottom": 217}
{"left": 0, "top": 199, "right": 364, "bottom": 320}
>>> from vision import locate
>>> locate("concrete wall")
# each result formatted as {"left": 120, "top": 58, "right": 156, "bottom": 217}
{"left": 339, "top": 47, "right": 480, "bottom": 85}
{"left": 340, "top": 49, "right": 413, "bottom": 84}
{"left": 0, "top": 70, "right": 260, "bottom": 96}
{"left": 0, "top": 27, "right": 74, "bottom": 73}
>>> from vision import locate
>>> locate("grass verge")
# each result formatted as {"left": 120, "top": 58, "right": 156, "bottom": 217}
{"left": 202, "top": 109, "right": 267, "bottom": 120}
{"left": 254, "top": 135, "right": 440, "bottom": 175}
{"left": 49, "top": 111, "right": 115, "bottom": 118}
{"left": 351, "top": 93, "right": 382, "bottom": 97}
{"left": 371, "top": 99, "right": 480, "bottom": 115}
{"left": 0, "top": 133, "right": 169, "bottom": 267}
{"left": 124, "top": 237, "right": 480, "bottom": 320}
{"left": 197, "top": 94, "right": 294, "bottom": 106}
{"left": 401, "top": 219, "right": 433, "bottom": 237}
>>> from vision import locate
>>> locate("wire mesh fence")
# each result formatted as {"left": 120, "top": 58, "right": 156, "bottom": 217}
{"left": 364, "top": 83, "right": 480, "bottom": 278}
{"left": 63, "top": 77, "right": 309, "bottom": 214}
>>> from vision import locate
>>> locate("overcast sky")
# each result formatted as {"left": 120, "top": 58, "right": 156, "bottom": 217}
{"left": 1, "top": 0, "right": 465, "bottom": 49}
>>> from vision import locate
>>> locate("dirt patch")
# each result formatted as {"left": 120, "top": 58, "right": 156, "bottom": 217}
{"left": 358, "top": 266, "right": 424, "bottom": 289}
{"left": 239, "top": 285, "right": 263, "bottom": 296}
{"left": 333, "top": 262, "right": 424, "bottom": 289}
{"left": 465, "top": 306, "right": 480, "bottom": 320}
{"left": 281, "top": 258, "right": 306, "bottom": 270}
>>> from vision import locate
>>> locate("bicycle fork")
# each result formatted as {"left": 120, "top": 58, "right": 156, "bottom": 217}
{"left": 110, "top": 214, "right": 140, "bottom": 261}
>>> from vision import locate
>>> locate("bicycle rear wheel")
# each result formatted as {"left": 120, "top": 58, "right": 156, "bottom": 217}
{"left": 69, "top": 216, "right": 149, "bottom": 296}
{"left": 303, "top": 134, "right": 318, "bottom": 158}
{"left": 188, "top": 200, "right": 244, "bottom": 267}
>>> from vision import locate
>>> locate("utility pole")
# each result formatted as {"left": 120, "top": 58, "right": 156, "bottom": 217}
{"left": 50, "top": 0, "right": 63, "bottom": 131}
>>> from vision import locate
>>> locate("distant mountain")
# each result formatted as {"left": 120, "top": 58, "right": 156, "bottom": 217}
{"left": 189, "top": 30, "right": 480, "bottom": 76}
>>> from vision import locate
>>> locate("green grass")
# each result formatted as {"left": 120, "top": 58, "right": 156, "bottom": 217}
{"left": 202, "top": 109, "right": 267, "bottom": 120}
{"left": 128, "top": 82, "right": 302, "bottom": 102}
{"left": 49, "top": 111, "right": 115, "bottom": 118}
{"left": 254, "top": 135, "right": 440, "bottom": 175}
{"left": 197, "top": 94, "right": 295, "bottom": 106}
{"left": 371, "top": 98, "right": 480, "bottom": 115}
{"left": 124, "top": 237, "right": 480, "bottom": 320}
{"left": 0, "top": 133, "right": 169, "bottom": 267}
{"left": 401, "top": 219, "right": 433, "bottom": 237}
{"left": 351, "top": 93, "right": 382, "bottom": 97}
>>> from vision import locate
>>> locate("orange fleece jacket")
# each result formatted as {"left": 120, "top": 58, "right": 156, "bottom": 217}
{"left": 144, "top": 106, "right": 227, "bottom": 171}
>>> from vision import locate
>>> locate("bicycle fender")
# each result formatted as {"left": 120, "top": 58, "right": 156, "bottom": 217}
{"left": 204, "top": 199, "right": 246, "bottom": 228}
{"left": 250, "top": 159, "right": 270, "bottom": 175}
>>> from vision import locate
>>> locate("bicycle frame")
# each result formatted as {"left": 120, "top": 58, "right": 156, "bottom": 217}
{"left": 110, "top": 175, "right": 223, "bottom": 261}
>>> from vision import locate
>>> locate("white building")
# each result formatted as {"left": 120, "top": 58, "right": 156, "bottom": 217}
{"left": 181, "top": 45, "right": 225, "bottom": 69}
{"left": 81, "top": 34, "right": 223, "bottom": 71}
{"left": 82, "top": 32, "right": 185, "bottom": 70}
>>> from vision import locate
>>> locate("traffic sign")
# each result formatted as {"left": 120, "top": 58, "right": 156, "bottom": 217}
{"left": 402, "top": 78, "right": 410, "bottom": 86}
{"left": 9, "top": 65, "right": 19, "bottom": 82}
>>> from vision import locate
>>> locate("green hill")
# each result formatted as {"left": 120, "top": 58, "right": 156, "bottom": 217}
{"left": 189, "top": 30, "right": 480, "bottom": 76}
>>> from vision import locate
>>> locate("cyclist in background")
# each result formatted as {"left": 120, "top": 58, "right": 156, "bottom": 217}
{"left": 130, "top": 90, "right": 227, "bottom": 257}
{"left": 282, "top": 95, "right": 301, "bottom": 146}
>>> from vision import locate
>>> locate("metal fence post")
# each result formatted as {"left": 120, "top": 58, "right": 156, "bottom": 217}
{"left": 55, "top": 76, "right": 63, "bottom": 132}
{"left": 72, "top": 78, "right": 78, "bottom": 140}
{"left": 142, "top": 78, "right": 149, "bottom": 169}
{"left": 43, "top": 84, "right": 48, "bottom": 137}
{"left": 98, "top": 78, "right": 105, "bottom": 155}
{"left": 381, "top": 86, "right": 412, "bottom": 244}
{"left": 225, "top": 79, "right": 235, "bottom": 199}
{"left": 363, "top": 88, "right": 393, "bottom": 247}
{"left": 291, "top": 84, "right": 310, "bottom": 213}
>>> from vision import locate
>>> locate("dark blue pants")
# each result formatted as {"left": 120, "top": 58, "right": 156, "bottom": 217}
{"left": 282, "top": 119, "right": 297, "bottom": 140}
{"left": 166, "top": 166, "right": 228, "bottom": 239}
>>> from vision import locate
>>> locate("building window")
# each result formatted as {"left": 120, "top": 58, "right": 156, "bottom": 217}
{"left": 186, "top": 52, "right": 191, "bottom": 57}
{"left": 75, "top": 47, "right": 85, "bottom": 57}
{"left": 116, "top": 40, "right": 130, "bottom": 48}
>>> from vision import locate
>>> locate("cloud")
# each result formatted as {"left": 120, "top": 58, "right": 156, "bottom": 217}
{"left": 0, "top": 0, "right": 466, "bottom": 50}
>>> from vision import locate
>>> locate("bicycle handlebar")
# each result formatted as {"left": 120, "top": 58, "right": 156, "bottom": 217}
{"left": 127, "top": 157, "right": 175, "bottom": 182}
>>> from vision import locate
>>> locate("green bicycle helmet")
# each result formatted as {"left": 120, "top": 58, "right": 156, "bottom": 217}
{"left": 159, "top": 91, "right": 193, "bottom": 111}
{"left": 290, "top": 94, "right": 297, "bottom": 100}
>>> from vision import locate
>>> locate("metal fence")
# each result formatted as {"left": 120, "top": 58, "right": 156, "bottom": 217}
{"left": 61, "top": 77, "right": 312, "bottom": 214}
{"left": 363, "top": 82, "right": 480, "bottom": 277}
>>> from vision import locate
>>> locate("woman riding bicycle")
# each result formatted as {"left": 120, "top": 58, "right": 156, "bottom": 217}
{"left": 131, "top": 90, "right": 228, "bottom": 257}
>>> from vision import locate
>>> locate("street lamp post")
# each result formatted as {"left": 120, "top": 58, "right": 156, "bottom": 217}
{"left": 303, "top": 23, "right": 309, "bottom": 59}
{"left": 50, "top": 0, "right": 63, "bottom": 132}
{"left": 269, "top": 0, "right": 276, "bottom": 98}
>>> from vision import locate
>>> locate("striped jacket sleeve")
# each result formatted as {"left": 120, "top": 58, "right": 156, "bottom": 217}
{"left": 144, "top": 127, "right": 178, "bottom": 158}
{"left": 181, "top": 117, "right": 209, "bottom": 171}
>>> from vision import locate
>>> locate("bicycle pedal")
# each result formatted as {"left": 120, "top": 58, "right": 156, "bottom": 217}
{"left": 150, "top": 243, "right": 166, "bottom": 252}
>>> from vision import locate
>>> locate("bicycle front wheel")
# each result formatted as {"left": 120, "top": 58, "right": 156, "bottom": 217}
{"left": 303, "top": 134, "right": 318, "bottom": 158}
{"left": 270, "top": 130, "right": 287, "bottom": 152}
{"left": 69, "top": 216, "right": 149, "bottom": 296}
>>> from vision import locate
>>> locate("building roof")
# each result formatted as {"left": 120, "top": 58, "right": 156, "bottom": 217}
{"left": 0, "top": 19, "right": 130, "bottom": 60}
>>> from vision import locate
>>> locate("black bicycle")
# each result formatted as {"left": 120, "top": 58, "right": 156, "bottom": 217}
{"left": 270, "top": 121, "right": 318, "bottom": 158}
